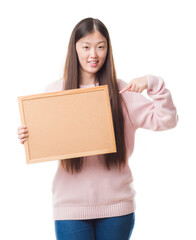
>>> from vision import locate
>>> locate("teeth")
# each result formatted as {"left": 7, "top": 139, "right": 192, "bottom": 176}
{"left": 89, "top": 61, "right": 98, "bottom": 64}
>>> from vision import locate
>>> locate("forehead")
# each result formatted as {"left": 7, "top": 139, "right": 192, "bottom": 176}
{"left": 77, "top": 30, "right": 107, "bottom": 44}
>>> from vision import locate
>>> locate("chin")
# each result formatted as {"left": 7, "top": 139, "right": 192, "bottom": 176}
{"left": 89, "top": 65, "right": 103, "bottom": 73}
{"left": 86, "top": 68, "right": 100, "bottom": 74}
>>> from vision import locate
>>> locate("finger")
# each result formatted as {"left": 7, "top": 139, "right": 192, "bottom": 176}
{"left": 134, "top": 86, "right": 140, "bottom": 93}
{"left": 18, "top": 133, "right": 28, "bottom": 140}
{"left": 19, "top": 125, "right": 27, "bottom": 129}
{"left": 130, "top": 84, "right": 136, "bottom": 92}
{"left": 119, "top": 87, "right": 128, "bottom": 94}
{"left": 18, "top": 128, "right": 28, "bottom": 135}
{"left": 22, "top": 128, "right": 28, "bottom": 133}
{"left": 17, "top": 125, "right": 27, "bottom": 133}
{"left": 20, "top": 138, "right": 27, "bottom": 144}
{"left": 119, "top": 84, "right": 132, "bottom": 94}
{"left": 138, "top": 88, "right": 143, "bottom": 93}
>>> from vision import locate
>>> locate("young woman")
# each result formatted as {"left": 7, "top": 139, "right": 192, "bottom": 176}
{"left": 17, "top": 17, "right": 178, "bottom": 240}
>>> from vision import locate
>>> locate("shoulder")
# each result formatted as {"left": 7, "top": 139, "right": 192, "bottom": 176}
{"left": 44, "top": 78, "right": 64, "bottom": 93}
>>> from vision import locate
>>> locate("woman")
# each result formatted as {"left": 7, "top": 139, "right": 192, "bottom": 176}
{"left": 17, "top": 17, "right": 178, "bottom": 240}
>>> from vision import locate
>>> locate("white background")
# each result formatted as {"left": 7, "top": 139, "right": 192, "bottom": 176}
{"left": 0, "top": 0, "right": 195, "bottom": 239}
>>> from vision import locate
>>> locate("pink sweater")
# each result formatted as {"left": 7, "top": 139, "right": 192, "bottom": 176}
{"left": 44, "top": 74, "right": 178, "bottom": 220}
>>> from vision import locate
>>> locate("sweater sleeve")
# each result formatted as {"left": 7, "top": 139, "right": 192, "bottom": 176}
{"left": 121, "top": 74, "right": 178, "bottom": 131}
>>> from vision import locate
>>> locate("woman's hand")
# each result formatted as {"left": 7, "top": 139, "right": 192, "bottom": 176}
{"left": 119, "top": 76, "right": 148, "bottom": 94}
{"left": 17, "top": 125, "right": 29, "bottom": 144}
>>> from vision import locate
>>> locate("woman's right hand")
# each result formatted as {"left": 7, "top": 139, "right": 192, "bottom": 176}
{"left": 17, "top": 125, "right": 29, "bottom": 144}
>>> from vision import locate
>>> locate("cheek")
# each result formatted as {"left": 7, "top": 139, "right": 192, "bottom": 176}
{"left": 99, "top": 51, "right": 107, "bottom": 64}
{"left": 78, "top": 52, "right": 88, "bottom": 65}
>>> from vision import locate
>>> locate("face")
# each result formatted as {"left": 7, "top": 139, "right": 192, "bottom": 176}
{"left": 76, "top": 30, "right": 108, "bottom": 77}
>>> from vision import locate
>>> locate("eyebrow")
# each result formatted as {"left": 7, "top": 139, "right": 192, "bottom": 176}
{"left": 81, "top": 41, "right": 106, "bottom": 44}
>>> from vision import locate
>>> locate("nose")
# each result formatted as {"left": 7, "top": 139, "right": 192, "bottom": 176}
{"left": 90, "top": 48, "right": 98, "bottom": 59}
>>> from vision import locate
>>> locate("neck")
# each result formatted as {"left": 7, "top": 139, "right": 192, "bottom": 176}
{"left": 79, "top": 71, "right": 98, "bottom": 85}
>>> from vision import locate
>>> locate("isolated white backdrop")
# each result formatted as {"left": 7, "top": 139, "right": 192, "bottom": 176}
{"left": 0, "top": 0, "right": 195, "bottom": 239}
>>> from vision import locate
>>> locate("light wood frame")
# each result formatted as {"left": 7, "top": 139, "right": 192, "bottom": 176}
{"left": 18, "top": 85, "right": 116, "bottom": 164}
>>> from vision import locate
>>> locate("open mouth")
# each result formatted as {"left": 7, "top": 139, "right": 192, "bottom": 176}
{"left": 88, "top": 61, "right": 99, "bottom": 64}
{"left": 88, "top": 61, "right": 99, "bottom": 67}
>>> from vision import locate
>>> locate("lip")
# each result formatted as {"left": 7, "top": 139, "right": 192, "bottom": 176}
{"left": 88, "top": 60, "right": 99, "bottom": 67}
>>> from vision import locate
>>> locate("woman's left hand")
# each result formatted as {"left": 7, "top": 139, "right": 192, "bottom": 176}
{"left": 119, "top": 76, "right": 148, "bottom": 94}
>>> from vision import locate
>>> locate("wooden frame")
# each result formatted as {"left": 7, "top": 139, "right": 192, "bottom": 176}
{"left": 18, "top": 85, "right": 116, "bottom": 164}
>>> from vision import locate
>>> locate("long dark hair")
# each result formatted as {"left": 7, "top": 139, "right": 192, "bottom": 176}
{"left": 61, "top": 17, "right": 127, "bottom": 174}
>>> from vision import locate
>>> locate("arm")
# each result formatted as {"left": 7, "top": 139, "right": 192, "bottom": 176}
{"left": 119, "top": 75, "right": 178, "bottom": 131}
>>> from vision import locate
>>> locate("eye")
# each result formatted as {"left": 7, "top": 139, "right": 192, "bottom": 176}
{"left": 98, "top": 46, "right": 104, "bottom": 49}
{"left": 83, "top": 46, "right": 89, "bottom": 50}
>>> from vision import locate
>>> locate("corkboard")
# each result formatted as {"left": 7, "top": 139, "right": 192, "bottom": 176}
{"left": 18, "top": 85, "right": 116, "bottom": 164}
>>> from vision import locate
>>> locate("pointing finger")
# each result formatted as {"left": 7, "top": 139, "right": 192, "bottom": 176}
{"left": 119, "top": 84, "right": 131, "bottom": 94}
